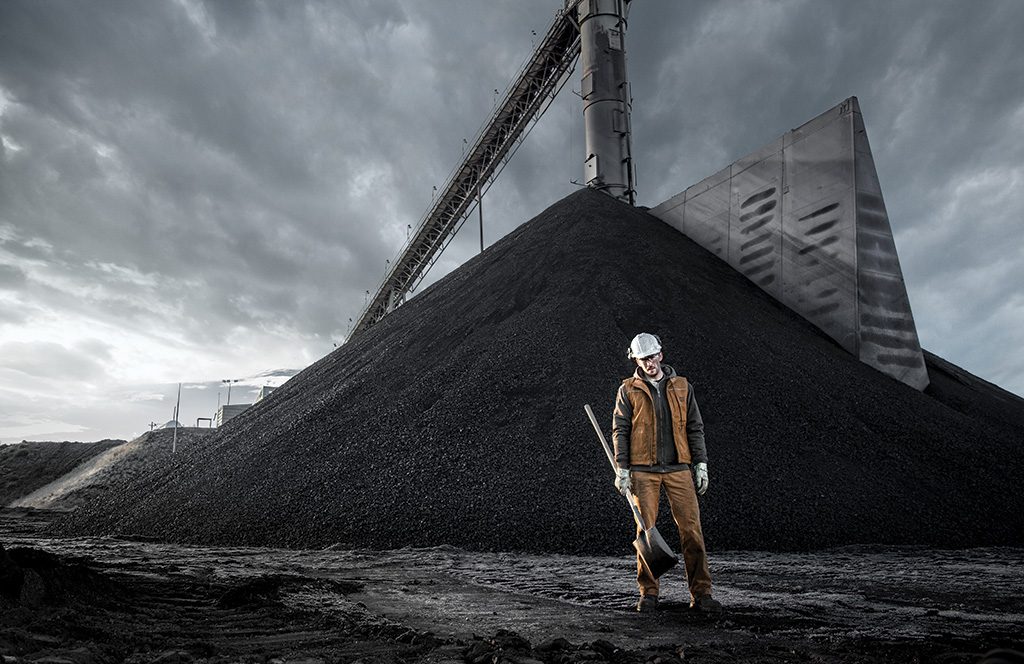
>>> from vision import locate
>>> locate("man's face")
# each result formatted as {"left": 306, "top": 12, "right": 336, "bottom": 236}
{"left": 635, "top": 352, "right": 664, "bottom": 379}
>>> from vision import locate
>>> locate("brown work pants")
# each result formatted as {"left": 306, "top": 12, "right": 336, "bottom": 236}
{"left": 633, "top": 470, "right": 712, "bottom": 600}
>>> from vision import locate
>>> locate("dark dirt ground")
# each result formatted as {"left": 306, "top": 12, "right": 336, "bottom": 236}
{"left": 4, "top": 510, "right": 1023, "bottom": 664}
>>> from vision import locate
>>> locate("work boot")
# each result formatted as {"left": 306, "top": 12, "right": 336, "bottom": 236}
{"left": 636, "top": 594, "right": 659, "bottom": 612}
{"left": 691, "top": 594, "right": 723, "bottom": 613}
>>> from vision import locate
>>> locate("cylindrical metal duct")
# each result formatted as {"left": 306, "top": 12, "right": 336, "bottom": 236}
{"left": 575, "top": 0, "right": 635, "bottom": 205}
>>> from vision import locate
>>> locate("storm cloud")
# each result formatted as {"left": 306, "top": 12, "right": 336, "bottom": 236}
{"left": 1, "top": 0, "right": 1021, "bottom": 441}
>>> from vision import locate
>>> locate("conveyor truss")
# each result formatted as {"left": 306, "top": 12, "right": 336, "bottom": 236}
{"left": 349, "top": 5, "right": 583, "bottom": 337}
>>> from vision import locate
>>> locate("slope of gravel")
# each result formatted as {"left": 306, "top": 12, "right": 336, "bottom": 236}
{"left": 0, "top": 440, "right": 123, "bottom": 506}
{"left": 53, "top": 189, "right": 1024, "bottom": 552}
{"left": 10, "top": 429, "right": 214, "bottom": 511}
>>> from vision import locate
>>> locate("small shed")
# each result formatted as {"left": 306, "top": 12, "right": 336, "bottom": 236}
{"left": 216, "top": 404, "right": 251, "bottom": 427}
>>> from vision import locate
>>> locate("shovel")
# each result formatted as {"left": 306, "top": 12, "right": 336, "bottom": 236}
{"left": 584, "top": 404, "right": 679, "bottom": 579}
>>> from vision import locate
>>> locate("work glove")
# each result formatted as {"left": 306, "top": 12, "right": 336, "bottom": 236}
{"left": 693, "top": 462, "right": 709, "bottom": 496}
{"left": 614, "top": 467, "right": 631, "bottom": 496}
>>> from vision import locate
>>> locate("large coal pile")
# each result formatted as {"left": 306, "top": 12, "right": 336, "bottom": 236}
{"left": 0, "top": 440, "right": 123, "bottom": 506}
{"left": 55, "top": 189, "right": 1024, "bottom": 552}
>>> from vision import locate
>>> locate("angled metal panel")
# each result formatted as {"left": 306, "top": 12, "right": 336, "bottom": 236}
{"left": 681, "top": 167, "right": 731, "bottom": 260}
{"left": 782, "top": 191, "right": 858, "bottom": 354}
{"left": 651, "top": 188, "right": 686, "bottom": 235}
{"left": 729, "top": 140, "right": 783, "bottom": 300}
{"left": 784, "top": 106, "right": 855, "bottom": 221}
{"left": 851, "top": 99, "right": 929, "bottom": 389}
{"left": 781, "top": 109, "right": 858, "bottom": 353}
{"left": 650, "top": 97, "right": 929, "bottom": 390}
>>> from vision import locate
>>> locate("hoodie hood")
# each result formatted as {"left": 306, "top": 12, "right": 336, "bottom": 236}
{"left": 634, "top": 362, "right": 677, "bottom": 382}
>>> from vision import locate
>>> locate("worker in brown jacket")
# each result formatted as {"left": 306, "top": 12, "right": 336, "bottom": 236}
{"left": 612, "top": 332, "right": 722, "bottom": 613}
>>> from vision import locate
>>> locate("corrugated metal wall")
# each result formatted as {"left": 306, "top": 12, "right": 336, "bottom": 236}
{"left": 650, "top": 97, "right": 928, "bottom": 390}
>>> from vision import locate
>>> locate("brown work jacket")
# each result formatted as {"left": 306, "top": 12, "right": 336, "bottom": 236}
{"left": 614, "top": 374, "right": 693, "bottom": 467}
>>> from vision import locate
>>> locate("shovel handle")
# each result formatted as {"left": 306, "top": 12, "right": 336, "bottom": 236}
{"left": 584, "top": 404, "right": 647, "bottom": 530}
{"left": 584, "top": 403, "right": 617, "bottom": 470}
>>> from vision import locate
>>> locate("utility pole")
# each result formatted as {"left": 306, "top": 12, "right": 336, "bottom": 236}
{"left": 172, "top": 383, "right": 181, "bottom": 454}
{"left": 478, "top": 181, "right": 484, "bottom": 253}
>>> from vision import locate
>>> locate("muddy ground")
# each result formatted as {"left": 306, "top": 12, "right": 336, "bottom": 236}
{"left": 2, "top": 509, "right": 1022, "bottom": 664}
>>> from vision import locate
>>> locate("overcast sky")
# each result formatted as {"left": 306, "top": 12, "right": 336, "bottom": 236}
{"left": 1, "top": 0, "right": 1022, "bottom": 443}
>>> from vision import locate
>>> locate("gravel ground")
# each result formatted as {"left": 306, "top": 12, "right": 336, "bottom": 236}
{"left": 52, "top": 189, "right": 1024, "bottom": 552}
{"left": 4, "top": 510, "right": 1024, "bottom": 664}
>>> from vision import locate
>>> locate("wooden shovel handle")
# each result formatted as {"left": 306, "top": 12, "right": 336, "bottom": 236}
{"left": 584, "top": 403, "right": 617, "bottom": 470}
{"left": 584, "top": 403, "right": 646, "bottom": 529}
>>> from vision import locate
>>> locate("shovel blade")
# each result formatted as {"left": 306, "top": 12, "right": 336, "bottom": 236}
{"left": 634, "top": 526, "right": 679, "bottom": 579}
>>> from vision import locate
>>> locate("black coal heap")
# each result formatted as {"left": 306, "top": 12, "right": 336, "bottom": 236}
{"left": 58, "top": 189, "right": 1024, "bottom": 552}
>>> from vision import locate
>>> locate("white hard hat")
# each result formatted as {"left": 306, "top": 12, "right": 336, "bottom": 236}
{"left": 628, "top": 333, "right": 662, "bottom": 359}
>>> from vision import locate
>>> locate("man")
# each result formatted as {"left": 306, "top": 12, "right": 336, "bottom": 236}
{"left": 612, "top": 332, "right": 722, "bottom": 613}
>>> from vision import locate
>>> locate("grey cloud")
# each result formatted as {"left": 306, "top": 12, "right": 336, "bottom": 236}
{"left": 1, "top": 0, "right": 530, "bottom": 346}
{"left": 631, "top": 0, "right": 1024, "bottom": 207}
{"left": 0, "top": 228, "right": 55, "bottom": 263}
{"left": 0, "top": 307, "right": 27, "bottom": 327}
{"left": 74, "top": 338, "right": 114, "bottom": 362}
{"left": 0, "top": 340, "right": 108, "bottom": 381}
{"left": 0, "top": 262, "right": 26, "bottom": 289}
{"left": 0, "top": 0, "right": 1022, "bottom": 442}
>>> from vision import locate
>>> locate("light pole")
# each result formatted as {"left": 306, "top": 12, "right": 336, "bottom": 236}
{"left": 222, "top": 379, "right": 241, "bottom": 405}
{"left": 172, "top": 383, "right": 181, "bottom": 454}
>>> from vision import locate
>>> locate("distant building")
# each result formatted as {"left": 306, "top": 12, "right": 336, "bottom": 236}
{"left": 216, "top": 404, "right": 251, "bottom": 427}
{"left": 214, "top": 385, "right": 275, "bottom": 427}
